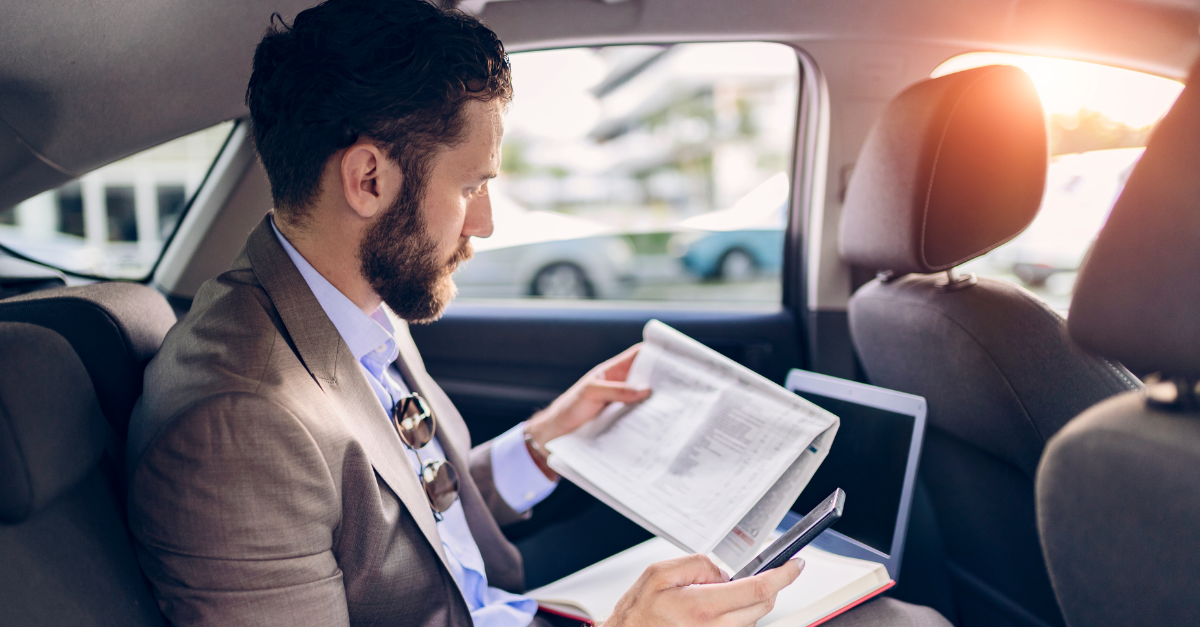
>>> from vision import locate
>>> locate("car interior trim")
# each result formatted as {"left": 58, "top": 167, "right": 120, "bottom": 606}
{"left": 153, "top": 122, "right": 261, "bottom": 297}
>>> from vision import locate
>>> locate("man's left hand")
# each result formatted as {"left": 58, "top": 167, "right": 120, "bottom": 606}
{"left": 524, "top": 344, "right": 651, "bottom": 478}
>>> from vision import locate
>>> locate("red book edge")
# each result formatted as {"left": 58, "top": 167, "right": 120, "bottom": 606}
{"left": 537, "top": 579, "right": 898, "bottom": 627}
{"left": 807, "top": 580, "right": 897, "bottom": 627}
{"left": 536, "top": 604, "right": 593, "bottom": 625}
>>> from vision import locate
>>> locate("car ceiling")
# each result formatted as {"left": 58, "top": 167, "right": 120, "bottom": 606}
{"left": 0, "top": 0, "right": 1197, "bottom": 212}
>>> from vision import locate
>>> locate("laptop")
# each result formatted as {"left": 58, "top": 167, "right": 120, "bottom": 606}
{"left": 778, "top": 369, "right": 927, "bottom": 581}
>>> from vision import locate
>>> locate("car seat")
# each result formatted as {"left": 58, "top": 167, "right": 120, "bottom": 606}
{"left": 838, "top": 65, "right": 1140, "bottom": 627}
{"left": 1037, "top": 56, "right": 1200, "bottom": 627}
{"left": 0, "top": 282, "right": 177, "bottom": 439}
{"left": 0, "top": 322, "right": 167, "bottom": 625}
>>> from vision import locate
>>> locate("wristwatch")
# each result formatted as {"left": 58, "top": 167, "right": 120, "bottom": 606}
{"left": 523, "top": 426, "right": 551, "bottom": 464}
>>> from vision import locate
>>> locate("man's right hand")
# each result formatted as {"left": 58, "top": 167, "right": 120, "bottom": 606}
{"left": 601, "top": 554, "right": 803, "bottom": 627}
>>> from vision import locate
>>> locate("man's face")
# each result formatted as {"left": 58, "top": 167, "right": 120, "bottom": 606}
{"left": 359, "top": 99, "right": 501, "bottom": 323}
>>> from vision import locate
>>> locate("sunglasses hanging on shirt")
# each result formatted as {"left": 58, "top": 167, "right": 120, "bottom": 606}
{"left": 391, "top": 393, "right": 460, "bottom": 518}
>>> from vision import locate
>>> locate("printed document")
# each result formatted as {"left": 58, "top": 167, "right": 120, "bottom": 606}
{"left": 547, "top": 320, "right": 839, "bottom": 570}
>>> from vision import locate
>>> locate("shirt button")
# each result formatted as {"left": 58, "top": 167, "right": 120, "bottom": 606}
{"left": 374, "top": 344, "right": 386, "bottom": 353}
{"left": 524, "top": 491, "right": 536, "bottom": 501}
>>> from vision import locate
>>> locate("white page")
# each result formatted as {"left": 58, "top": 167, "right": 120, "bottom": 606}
{"left": 759, "top": 546, "right": 890, "bottom": 627}
{"left": 548, "top": 320, "right": 839, "bottom": 554}
{"left": 713, "top": 426, "right": 836, "bottom": 570}
{"left": 528, "top": 538, "right": 689, "bottom": 621}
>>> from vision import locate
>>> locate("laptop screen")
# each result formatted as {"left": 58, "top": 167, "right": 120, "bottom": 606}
{"left": 788, "top": 391, "right": 916, "bottom": 555}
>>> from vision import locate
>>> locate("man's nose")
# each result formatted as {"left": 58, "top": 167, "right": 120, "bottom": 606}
{"left": 463, "top": 193, "right": 494, "bottom": 238}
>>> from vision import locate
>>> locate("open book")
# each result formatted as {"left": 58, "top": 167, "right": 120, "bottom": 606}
{"left": 546, "top": 320, "right": 840, "bottom": 570}
{"left": 529, "top": 537, "right": 894, "bottom": 627}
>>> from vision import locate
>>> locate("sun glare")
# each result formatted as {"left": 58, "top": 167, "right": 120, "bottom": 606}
{"left": 932, "top": 52, "right": 1182, "bottom": 129}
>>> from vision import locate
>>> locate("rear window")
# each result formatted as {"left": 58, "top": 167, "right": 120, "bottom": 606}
{"left": 0, "top": 121, "right": 237, "bottom": 279}
{"left": 931, "top": 53, "right": 1182, "bottom": 312}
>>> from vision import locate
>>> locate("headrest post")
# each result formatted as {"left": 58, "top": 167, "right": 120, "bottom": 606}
{"left": 1144, "top": 375, "right": 1200, "bottom": 412}
{"left": 935, "top": 268, "right": 977, "bottom": 293}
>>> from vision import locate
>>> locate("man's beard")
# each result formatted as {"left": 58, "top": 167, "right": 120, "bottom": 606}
{"left": 359, "top": 181, "right": 473, "bottom": 324}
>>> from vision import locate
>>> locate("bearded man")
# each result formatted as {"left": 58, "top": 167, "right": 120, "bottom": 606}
{"left": 125, "top": 2, "right": 951, "bottom": 627}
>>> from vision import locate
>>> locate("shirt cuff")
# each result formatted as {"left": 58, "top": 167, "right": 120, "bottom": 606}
{"left": 490, "top": 422, "right": 558, "bottom": 513}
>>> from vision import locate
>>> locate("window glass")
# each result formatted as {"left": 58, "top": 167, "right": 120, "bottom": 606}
{"left": 457, "top": 42, "right": 800, "bottom": 305}
{"left": 0, "top": 121, "right": 236, "bottom": 279}
{"left": 932, "top": 53, "right": 1182, "bottom": 312}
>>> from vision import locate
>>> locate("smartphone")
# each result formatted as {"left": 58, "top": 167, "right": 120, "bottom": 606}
{"left": 731, "top": 488, "right": 845, "bottom": 580}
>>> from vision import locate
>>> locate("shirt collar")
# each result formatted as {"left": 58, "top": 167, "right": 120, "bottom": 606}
{"left": 270, "top": 216, "right": 399, "bottom": 366}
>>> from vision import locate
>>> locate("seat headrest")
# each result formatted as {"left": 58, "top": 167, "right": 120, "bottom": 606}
{"left": 0, "top": 283, "right": 176, "bottom": 438}
{"left": 0, "top": 322, "right": 108, "bottom": 523}
{"left": 840, "top": 65, "right": 1049, "bottom": 276}
{"left": 1069, "top": 59, "right": 1200, "bottom": 378}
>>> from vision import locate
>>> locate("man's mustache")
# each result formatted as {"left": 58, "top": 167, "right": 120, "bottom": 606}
{"left": 447, "top": 239, "right": 474, "bottom": 271}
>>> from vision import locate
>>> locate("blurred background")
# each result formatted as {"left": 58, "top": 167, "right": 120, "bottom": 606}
{"left": 0, "top": 45, "right": 1183, "bottom": 313}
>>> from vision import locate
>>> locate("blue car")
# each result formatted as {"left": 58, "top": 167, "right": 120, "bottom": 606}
{"left": 675, "top": 227, "right": 785, "bottom": 280}
{"left": 670, "top": 177, "right": 788, "bottom": 281}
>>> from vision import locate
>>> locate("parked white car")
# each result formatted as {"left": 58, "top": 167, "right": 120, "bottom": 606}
{"left": 454, "top": 185, "right": 636, "bottom": 299}
{"left": 969, "top": 147, "right": 1144, "bottom": 286}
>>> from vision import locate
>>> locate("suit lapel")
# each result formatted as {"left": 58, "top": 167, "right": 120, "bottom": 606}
{"left": 243, "top": 215, "right": 453, "bottom": 573}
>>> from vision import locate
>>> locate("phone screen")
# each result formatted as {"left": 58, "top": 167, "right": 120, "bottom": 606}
{"left": 732, "top": 489, "right": 845, "bottom": 580}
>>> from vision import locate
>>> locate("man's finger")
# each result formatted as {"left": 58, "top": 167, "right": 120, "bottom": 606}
{"left": 689, "top": 558, "right": 803, "bottom": 614}
{"left": 581, "top": 380, "right": 652, "bottom": 403}
{"left": 712, "top": 596, "right": 777, "bottom": 627}
{"left": 600, "top": 344, "right": 642, "bottom": 381}
{"left": 645, "top": 554, "right": 727, "bottom": 588}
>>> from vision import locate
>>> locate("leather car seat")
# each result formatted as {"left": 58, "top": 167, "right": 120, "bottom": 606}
{"left": 0, "top": 322, "right": 167, "bottom": 625}
{"left": 838, "top": 65, "right": 1140, "bottom": 627}
{"left": 0, "top": 282, "right": 176, "bottom": 439}
{"left": 1037, "top": 56, "right": 1200, "bottom": 627}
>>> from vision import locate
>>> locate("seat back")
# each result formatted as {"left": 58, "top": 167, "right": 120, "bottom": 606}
{"left": 0, "top": 282, "right": 177, "bottom": 439}
{"left": 839, "top": 66, "right": 1138, "bottom": 627}
{"left": 1037, "top": 57, "right": 1200, "bottom": 627}
{"left": 0, "top": 322, "right": 167, "bottom": 625}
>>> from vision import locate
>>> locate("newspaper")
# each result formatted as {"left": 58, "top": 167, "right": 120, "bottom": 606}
{"left": 547, "top": 320, "right": 839, "bottom": 570}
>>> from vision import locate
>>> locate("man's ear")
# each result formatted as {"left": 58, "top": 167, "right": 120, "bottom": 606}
{"left": 340, "top": 142, "right": 401, "bottom": 219}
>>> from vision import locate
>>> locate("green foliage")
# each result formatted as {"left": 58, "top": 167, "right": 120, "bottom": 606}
{"left": 1049, "top": 109, "right": 1154, "bottom": 156}
{"left": 623, "top": 232, "right": 674, "bottom": 255}
{"left": 500, "top": 138, "right": 533, "bottom": 175}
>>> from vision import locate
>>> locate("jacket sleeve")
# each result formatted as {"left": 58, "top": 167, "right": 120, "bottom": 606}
{"left": 468, "top": 439, "right": 533, "bottom": 527}
{"left": 127, "top": 392, "right": 349, "bottom": 627}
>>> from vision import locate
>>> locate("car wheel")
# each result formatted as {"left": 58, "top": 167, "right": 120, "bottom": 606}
{"left": 531, "top": 263, "right": 594, "bottom": 299}
{"left": 717, "top": 249, "right": 757, "bottom": 281}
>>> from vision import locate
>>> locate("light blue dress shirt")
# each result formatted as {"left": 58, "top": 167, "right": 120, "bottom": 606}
{"left": 271, "top": 219, "right": 557, "bottom": 626}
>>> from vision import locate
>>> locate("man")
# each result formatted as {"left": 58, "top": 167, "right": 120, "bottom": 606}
{"left": 126, "top": 2, "right": 951, "bottom": 626}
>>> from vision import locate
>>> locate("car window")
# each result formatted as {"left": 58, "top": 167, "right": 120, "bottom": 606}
{"left": 0, "top": 121, "right": 237, "bottom": 280}
{"left": 458, "top": 42, "right": 800, "bottom": 305}
{"left": 932, "top": 53, "right": 1182, "bottom": 312}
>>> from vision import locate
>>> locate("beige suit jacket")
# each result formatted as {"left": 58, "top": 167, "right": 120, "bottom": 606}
{"left": 127, "top": 215, "right": 528, "bottom": 626}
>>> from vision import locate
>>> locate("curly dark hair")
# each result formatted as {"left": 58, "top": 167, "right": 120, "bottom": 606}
{"left": 245, "top": 0, "right": 512, "bottom": 222}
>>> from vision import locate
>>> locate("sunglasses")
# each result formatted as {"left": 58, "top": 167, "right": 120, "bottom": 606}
{"left": 391, "top": 393, "right": 460, "bottom": 517}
